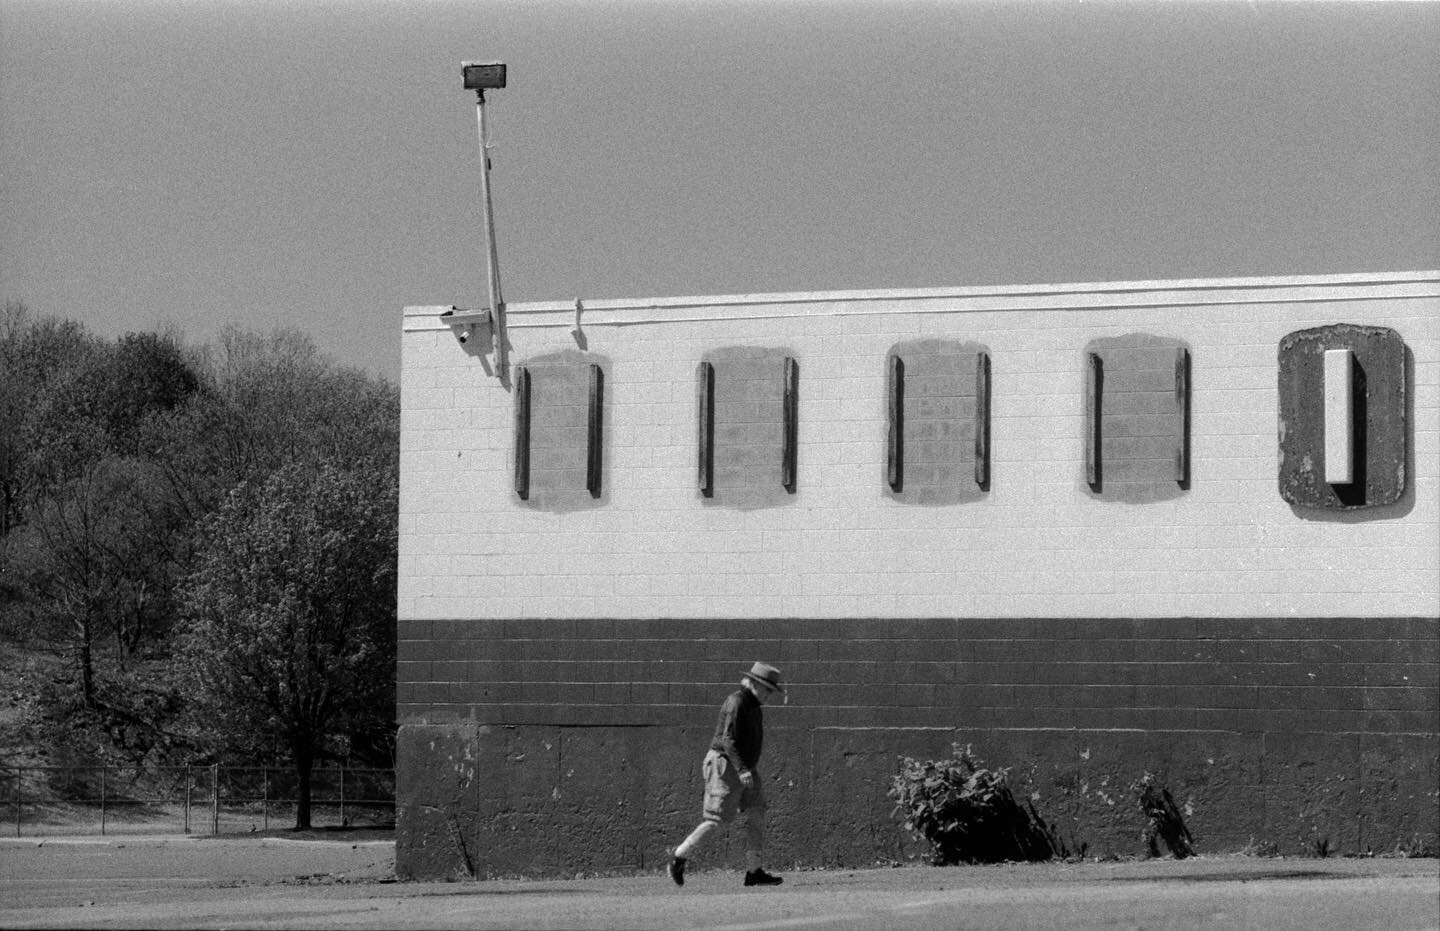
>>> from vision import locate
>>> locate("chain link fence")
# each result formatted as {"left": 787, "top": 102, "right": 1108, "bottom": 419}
{"left": 0, "top": 764, "right": 394, "bottom": 836}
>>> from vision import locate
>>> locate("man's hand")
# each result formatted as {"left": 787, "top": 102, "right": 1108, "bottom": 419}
{"left": 739, "top": 770, "right": 755, "bottom": 789}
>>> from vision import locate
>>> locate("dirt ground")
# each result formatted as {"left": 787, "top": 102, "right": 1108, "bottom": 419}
{"left": 1, "top": 833, "right": 1436, "bottom": 930}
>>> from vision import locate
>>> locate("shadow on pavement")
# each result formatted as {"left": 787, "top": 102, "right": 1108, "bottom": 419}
{"left": 1109, "top": 869, "right": 1342, "bottom": 884}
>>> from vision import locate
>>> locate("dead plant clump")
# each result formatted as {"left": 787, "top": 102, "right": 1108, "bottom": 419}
{"left": 1131, "top": 772, "right": 1194, "bottom": 859}
{"left": 889, "top": 744, "right": 1074, "bottom": 865}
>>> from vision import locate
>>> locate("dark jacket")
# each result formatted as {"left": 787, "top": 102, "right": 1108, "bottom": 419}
{"left": 709, "top": 687, "right": 763, "bottom": 775}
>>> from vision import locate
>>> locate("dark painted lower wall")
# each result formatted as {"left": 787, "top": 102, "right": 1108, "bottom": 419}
{"left": 394, "top": 617, "right": 1439, "bottom": 879}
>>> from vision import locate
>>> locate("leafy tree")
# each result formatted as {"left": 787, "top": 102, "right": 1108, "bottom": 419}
{"left": 0, "top": 304, "right": 102, "bottom": 536}
{"left": 3, "top": 313, "right": 400, "bottom": 789}
{"left": 143, "top": 326, "right": 398, "bottom": 538}
{"left": 177, "top": 458, "right": 397, "bottom": 829}
{"left": 103, "top": 332, "right": 202, "bottom": 455}
{"left": 20, "top": 330, "right": 200, "bottom": 497}
{"left": 194, "top": 327, "right": 398, "bottom": 482}
{"left": 16, "top": 457, "right": 187, "bottom": 709}
{"left": 7, "top": 325, "right": 201, "bottom": 724}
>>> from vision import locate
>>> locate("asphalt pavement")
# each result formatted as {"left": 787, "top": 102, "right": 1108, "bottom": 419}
{"left": 1, "top": 833, "right": 1436, "bottom": 930}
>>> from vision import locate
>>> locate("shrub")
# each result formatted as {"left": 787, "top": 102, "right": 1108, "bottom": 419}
{"left": 889, "top": 744, "right": 1068, "bottom": 865}
{"left": 1305, "top": 833, "right": 1331, "bottom": 859}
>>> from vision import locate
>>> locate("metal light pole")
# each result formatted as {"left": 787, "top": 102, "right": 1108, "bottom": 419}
{"left": 464, "top": 61, "right": 509, "bottom": 382}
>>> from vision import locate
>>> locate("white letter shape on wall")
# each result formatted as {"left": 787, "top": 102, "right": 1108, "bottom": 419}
{"left": 1323, "top": 348, "right": 1354, "bottom": 485}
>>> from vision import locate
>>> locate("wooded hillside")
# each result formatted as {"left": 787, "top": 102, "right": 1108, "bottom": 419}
{"left": 0, "top": 302, "right": 399, "bottom": 827}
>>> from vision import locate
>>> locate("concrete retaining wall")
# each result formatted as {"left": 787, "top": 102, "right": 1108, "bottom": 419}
{"left": 393, "top": 615, "right": 1437, "bottom": 878}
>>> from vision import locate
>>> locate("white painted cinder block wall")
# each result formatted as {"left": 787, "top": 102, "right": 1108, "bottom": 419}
{"left": 399, "top": 272, "right": 1439, "bottom": 621}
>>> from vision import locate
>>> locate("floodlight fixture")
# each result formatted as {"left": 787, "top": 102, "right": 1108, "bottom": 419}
{"left": 463, "top": 60, "right": 509, "bottom": 382}
{"left": 462, "top": 62, "right": 507, "bottom": 91}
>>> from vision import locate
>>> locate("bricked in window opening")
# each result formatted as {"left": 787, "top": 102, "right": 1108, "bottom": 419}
{"left": 884, "top": 340, "right": 990, "bottom": 505}
{"left": 510, "top": 350, "right": 610, "bottom": 512}
{"left": 696, "top": 347, "right": 799, "bottom": 509}
{"left": 1083, "top": 334, "right": 1192, "bottom": 503}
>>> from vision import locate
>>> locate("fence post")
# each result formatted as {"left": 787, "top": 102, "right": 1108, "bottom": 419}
{"left": 13, "top": 768, "right": 20, "bottom": 837}
{"left": 211, "top": 763, "right": 219, "bottom": 835}
{"left": 263, "top": 767, "right": 269, "bottom": 832}
{"left": 339, "top": 766, "right": 346, "bottom": 828}
{"left": 100, "top": 766, "right": 107, "bottom": 836}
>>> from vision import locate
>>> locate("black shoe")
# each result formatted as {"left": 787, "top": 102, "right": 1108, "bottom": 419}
{"left": 668, "top": 856, "right": 686, "bottom": 886}
{"left": 743, "top": 868, "right": 783, "bottom": 887}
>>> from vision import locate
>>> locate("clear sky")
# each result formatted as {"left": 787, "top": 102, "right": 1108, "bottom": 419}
{"left": 3, "top": 0, "right": 1437, "bottom": 383}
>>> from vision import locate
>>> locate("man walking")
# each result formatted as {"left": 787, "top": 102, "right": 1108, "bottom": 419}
{"left": 669, "top": 662, "right": 786, "bottom": 888}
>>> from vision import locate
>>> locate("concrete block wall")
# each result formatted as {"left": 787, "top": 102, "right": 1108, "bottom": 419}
{"left": 397, "top": 272, "right": 1440, "bottom": 878}
{"left": 401, "top": 273, "right": 1438, "bottom": 621}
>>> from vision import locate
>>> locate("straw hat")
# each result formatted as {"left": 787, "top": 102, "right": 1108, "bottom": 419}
{"left": 741, "top": 662, "right": 785, "bottom": 694}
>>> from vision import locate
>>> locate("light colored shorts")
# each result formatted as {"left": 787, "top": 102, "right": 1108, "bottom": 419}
{"left": 701, "top": 748, "right": 766, "bottom": 823}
